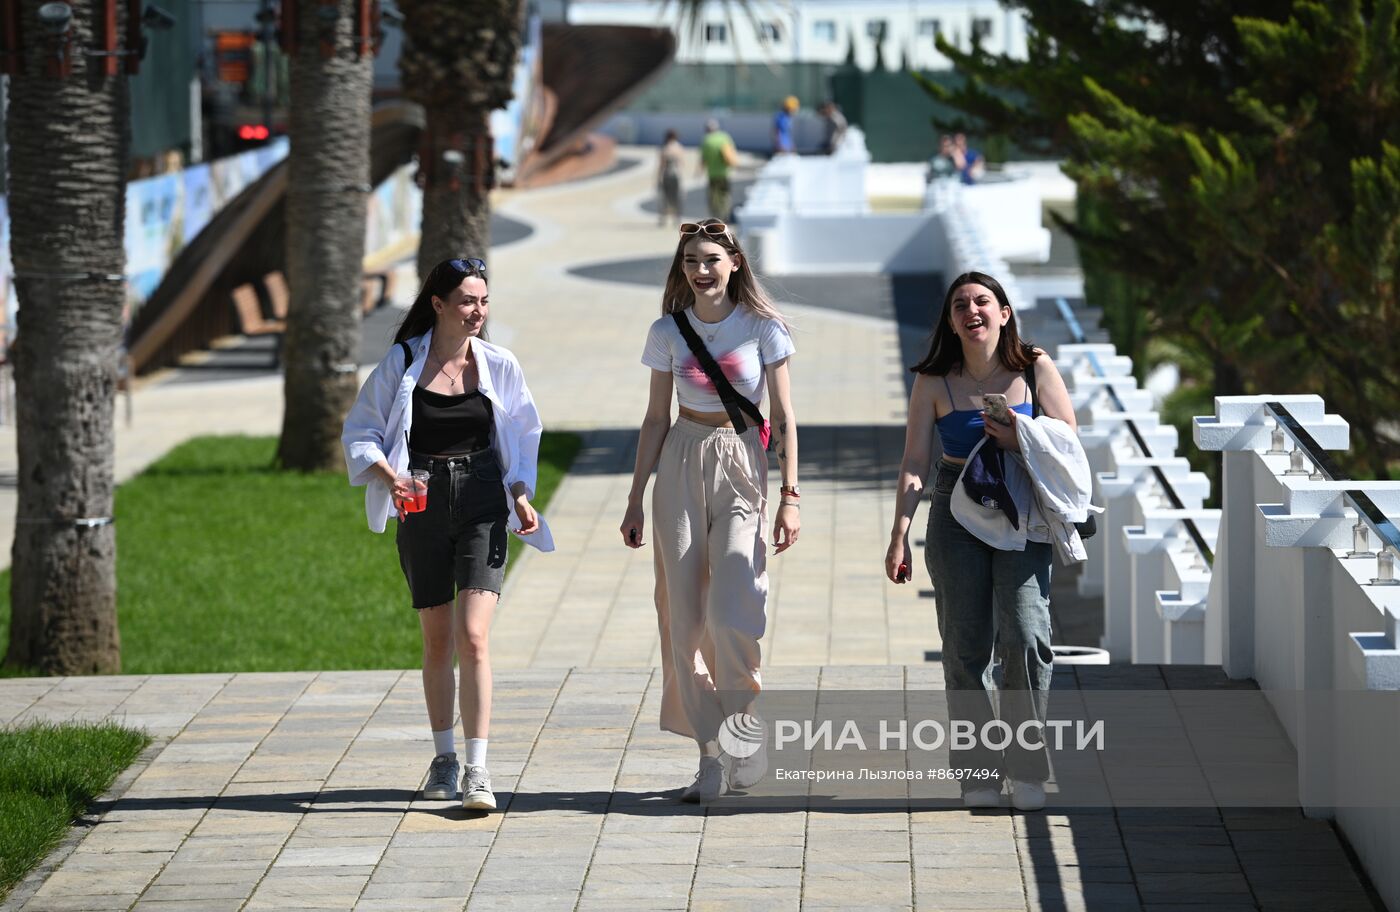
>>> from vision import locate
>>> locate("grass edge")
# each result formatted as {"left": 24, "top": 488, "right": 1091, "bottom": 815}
{"left": 0, "top": 733, "right": 164, "bottom": 910}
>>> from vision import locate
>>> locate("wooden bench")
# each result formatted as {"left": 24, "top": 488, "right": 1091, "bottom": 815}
{"left": 230, "top": 280, "right": 287, "bottom": 367}
{"left": 262, "top": 270, "right": 392, "bottom": 320}
{"left": 264, "top": 271, "right": 289, "bottom": 321}
{"left": 233, "top": 269, "right": 395, "bottom": 368}
{"left": 361, "top": 271, "right": 393, "bottom": 313}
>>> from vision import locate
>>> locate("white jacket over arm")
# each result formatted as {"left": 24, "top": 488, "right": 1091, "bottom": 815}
{"left": 950, "top": 415, "right": 1097, "bottom": 564}
{"left": 341, "top": 330, "right": 555, "bottom": 551}
{"left": 1015, "top": 415, "right": 1097, "bottom": 564}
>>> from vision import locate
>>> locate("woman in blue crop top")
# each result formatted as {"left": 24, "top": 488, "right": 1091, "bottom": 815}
{"left": 620, "top": 218, "right": 800, "bottom": 803}
{"left": 886, "top": 271, "right": 1076, "bottom": 811}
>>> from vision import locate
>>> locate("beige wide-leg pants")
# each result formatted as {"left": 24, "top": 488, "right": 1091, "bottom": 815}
{"left": 652, "top": 417, "right": 768, "bottom": 743}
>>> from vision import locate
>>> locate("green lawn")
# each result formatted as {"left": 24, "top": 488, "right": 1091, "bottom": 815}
{"left": 0, "top": 433, "right": 580, "bottom": 674}
{"left": 0, "top": 721, "right": 150, "bottom": 898}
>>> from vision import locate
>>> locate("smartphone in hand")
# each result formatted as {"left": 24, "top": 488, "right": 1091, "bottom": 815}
{"left": 982, "top": 393, "right": 1011, "bottom": 426}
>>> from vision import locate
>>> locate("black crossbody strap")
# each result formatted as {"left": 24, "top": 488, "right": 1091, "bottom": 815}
{"left": 671, "top": 311, "right": 766, "bottom": 430}
{"left": 399, "top": 340, "right": 413, "bottom": 368}
{"left": 1024, "top": 361, "right": 1041, "bottom": 418}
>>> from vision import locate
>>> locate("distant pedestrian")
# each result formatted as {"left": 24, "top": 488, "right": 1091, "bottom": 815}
{"left": 699, "top": 118, "right": 738, "bottom": 220}
{"left": 342, "top": 256, "right": 554, "bottom": 813}
{"left": 773, "top": 95, "right": 799, "bottom": 155}
{"left": 953, "top": 133, "right": 986, "bottom": 184}
{"left": 818, "top": 101, "right": 847, "bottom": 155}
{"left": 931, "top": 134, "right": 959, "bottom": 180}
{"left": 657, "top": 129, "right": 685, "bottom": 227}
{"left": 620, "top": 218, "right": 800, "bottom": 802}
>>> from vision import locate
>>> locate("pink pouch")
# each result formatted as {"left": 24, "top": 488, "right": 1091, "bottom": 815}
{"left": 759, "top": 420, "right": 772, "bottom": 450}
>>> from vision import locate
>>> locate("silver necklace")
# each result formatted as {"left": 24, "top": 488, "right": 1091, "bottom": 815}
{"left": 691, "top": 307, "right": 729, "bottom": 342}
{"left": 437, "top": 360, "right": 465, "bottom": 389}
{"left": 430, "top": 344, "right": 472, "bottom": 390}
{"left": 964, "top": 362, "right": 999, "bottom": 395}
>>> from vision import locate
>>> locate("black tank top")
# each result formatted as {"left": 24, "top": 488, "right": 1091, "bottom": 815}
{"left": 409, "top": 386, "right": 493, "bottom": 455}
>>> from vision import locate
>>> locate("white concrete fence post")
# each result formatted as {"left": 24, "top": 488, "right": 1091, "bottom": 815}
{"left": 1192, "top": 395, "right": 1350, "bottom": 677}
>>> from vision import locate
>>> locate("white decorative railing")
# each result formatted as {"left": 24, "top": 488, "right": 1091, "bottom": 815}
{"left": 1192, "top": 397, "right": 1400, "bottom": 906}
{"left": 906, "top": 154, "right": 1400, "bottom": 910}
{"left": 736, "top": 137, "right": 1051, "bottom": 279}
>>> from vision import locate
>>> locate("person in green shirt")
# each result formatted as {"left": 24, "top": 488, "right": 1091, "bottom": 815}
{"left": 699, "top": 118, "right": 739, "bottom": 220}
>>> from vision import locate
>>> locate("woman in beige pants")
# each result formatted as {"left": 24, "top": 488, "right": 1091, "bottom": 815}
{"left": 620, "top": 218, "right": 801, "bottom": 802}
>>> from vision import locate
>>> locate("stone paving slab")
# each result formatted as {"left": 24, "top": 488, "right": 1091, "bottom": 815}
{"left": 1, "top": 667, "right": 1385, "bottom": 912}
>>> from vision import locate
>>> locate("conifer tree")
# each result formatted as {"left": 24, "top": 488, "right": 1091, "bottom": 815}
{"left": 922, "top": 0, "right": 1400, "bottom": 476}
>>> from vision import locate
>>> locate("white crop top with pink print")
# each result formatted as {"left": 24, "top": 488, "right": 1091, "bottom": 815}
{"left": 641, "top": 306, "right": 796, "bottom": 411}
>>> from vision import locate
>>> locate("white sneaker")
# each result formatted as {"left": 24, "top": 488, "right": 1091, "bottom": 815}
{"left": 461, "top": 765, "right": 496, "bottom": 811}
{"left": 961, "top": 784, "right": 1002, "bottom": 808}
{"left": 726, "top": 723, "right": 768, "bottom": 790}
{"left": 1009, "top": 779, "right": 1046, "bottom": 811}
{"left": 679, "top": 756, "right": 727, "bottom": 803}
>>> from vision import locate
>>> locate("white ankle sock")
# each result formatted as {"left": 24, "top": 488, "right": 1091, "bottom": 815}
{"left": 432, "top": 728, "right": 455, "bottom": 757}
{"left": 465, "top": 738, "right": 488, "bottom": 768}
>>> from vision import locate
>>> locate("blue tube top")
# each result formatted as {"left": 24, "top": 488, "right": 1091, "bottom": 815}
{"left": 936, "top": 402, "right": 1034, "bottom": 459}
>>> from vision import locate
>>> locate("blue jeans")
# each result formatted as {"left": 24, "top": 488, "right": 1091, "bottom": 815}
{"left": 926, "top": 458, "right": 1054, "bottom": 784}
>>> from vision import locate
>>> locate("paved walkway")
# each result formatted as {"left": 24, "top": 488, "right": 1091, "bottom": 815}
{"left": 0, "top": 155, "right": 1383, "bottom": 911}
{"left": 0, "top": 667, "right": 1377, "bottom": 912}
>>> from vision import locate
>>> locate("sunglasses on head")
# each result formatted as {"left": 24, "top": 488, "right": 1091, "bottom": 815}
{"left": 679, "top": 221, "right": 728, "bottom": 237}
{"left": 449, "top": 257, "right": 487, "bottom": 277}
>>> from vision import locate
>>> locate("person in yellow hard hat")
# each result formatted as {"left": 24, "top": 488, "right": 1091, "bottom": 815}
{"left": 773, "top": 95, "right": 799, "bottom": 155}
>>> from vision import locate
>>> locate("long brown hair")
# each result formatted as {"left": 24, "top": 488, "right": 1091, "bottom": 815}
{"left": 911, "top": 271, "right": 1036, "bottom": 376}
{"left": 394, "top": 257, "right": 490, "bottom": 345}
{"left": 660, "top": 218, "right": 789, "bottom": 329}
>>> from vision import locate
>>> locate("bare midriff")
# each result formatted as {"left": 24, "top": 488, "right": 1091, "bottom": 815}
{"left": 678, "top": 406, "right": 735, "bottom": 428}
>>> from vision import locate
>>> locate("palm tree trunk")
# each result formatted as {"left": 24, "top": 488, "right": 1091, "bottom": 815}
{"left": 4, "top": 0, "right": 129, "bottom": 673}
{"left": 276, "top": 0, "right": 375, "bottom": 471}
{"left": 397, "top": 0, "right": 524, "bottom": 282}
{"left": 415, "top": 109, "right": 493, "bottom": 280}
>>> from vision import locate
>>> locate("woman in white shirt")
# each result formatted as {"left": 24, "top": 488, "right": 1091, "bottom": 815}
{"left": 620, "top": 218, "right": 800, "bottom": 802}
{"left": 342, "top": 256, "right": 551, "bottom": 813}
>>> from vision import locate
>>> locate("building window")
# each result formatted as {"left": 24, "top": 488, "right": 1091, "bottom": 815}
{"left": 866, "top": 19, "right": 888, "bottom": 41}
{"left": 704, "top": 22, "right": 728, "bottom": 44}
{"left": 813, "top": 20, "right": 836, "bottom": 42}
{"left": 918, "top": 18, "right": 941, "bottom": 39}
{"left": 758, "top": 21, "right": 781, "bottom": 43}
{"left": 972, "top": 18, "right": 994, "bottom": 41}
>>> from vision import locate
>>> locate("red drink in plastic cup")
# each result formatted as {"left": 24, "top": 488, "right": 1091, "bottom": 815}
{"left": 397, "top": 471, "right": 430, "bottom": 515}
{"left": 408, "top": 471, "right": 430, "bottom": 513}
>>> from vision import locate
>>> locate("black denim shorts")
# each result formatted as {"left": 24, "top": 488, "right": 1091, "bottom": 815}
{"left": 396, "top": 447, "right": 510, "bottom": 608}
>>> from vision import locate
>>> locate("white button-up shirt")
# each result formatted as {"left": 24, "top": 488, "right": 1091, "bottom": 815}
{"left": 341, "top": 330, "right": 555, "bottom": 551}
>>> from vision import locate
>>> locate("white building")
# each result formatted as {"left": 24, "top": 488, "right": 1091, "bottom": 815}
{"left": 563, "top": 0, "right": 1029, "bottom": 71}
